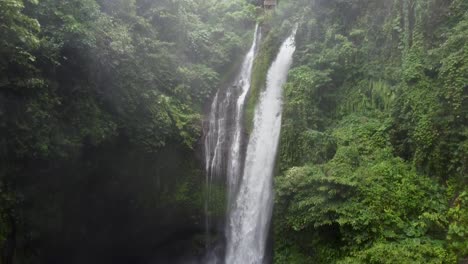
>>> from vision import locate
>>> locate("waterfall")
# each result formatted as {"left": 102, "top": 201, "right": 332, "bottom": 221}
{"left": 204, "top": 24, "right": 260, "bottom": 251}
{"left": 226, "top": 25, "right": 261, "bottom": 204}
{"left": 225, "top": 28, "right": 297, "bottom": 264}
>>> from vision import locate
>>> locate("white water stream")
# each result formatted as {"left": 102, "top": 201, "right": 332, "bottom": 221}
{"left": 204, "top": 25, "right": 260, "bottom": 249}
{"left": 225, "top": 28, "right": 297, "bottom": 264}
{"left": 204, "top": 24, "right": 297, "bottom": 263}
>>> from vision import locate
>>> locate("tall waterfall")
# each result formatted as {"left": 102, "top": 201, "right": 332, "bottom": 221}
{"left": 204, "top": 25, "right": 260, "bottom": 250}
{"left": 225, "top": 28, "right": 297, "bottom": 264}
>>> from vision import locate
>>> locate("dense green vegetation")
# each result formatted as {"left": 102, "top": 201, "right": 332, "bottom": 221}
{"left": 0, "top": 0, "right": 257, "bottom": 262}
{"left": 1, "top": 0, "right": 467, "bottom": 263}
{"left": 274, "top": 0, "right": 467, "bottom": 263}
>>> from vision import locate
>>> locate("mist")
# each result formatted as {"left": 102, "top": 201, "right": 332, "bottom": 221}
{"left": 0, "top": 0, "right": 466, "bottom": 263}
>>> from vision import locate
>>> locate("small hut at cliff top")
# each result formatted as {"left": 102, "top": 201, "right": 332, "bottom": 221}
{"left": 264, "top": 0, "right": 277, "bottom": 9}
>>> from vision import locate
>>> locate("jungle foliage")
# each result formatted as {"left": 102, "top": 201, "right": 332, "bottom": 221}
{"left": 274, "top": 0, "right": 467, "bottom": 263}
{"left": 1, "top": 0, "right": 467, "bottom": 263}
{"left": 0, "top": 0, "right": 257, "bottom": 262}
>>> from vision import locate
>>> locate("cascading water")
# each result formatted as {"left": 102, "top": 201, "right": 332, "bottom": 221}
{"left": 225, "top": 28, "right": 297, "bottom": 264}
{"left": 226, "top": 25, "right": 261, "bottom": 204}
{"left": 204, "top": 24, "right": 260, "bottom": 252}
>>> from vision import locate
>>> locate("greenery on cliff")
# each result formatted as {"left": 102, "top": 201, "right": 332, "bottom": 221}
{"left": 274, "top": 0, "right": 467, "bottom": 263}
{"left": 1, "top": 0, "right": 467, "bottom": 263}
{"left": 0, "top": 0, "right": 257, "bottom": 262}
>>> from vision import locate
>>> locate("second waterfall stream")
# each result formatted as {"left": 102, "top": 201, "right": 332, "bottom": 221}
{"left": 205, "top": 25, "right": 297, "bottom": 264}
